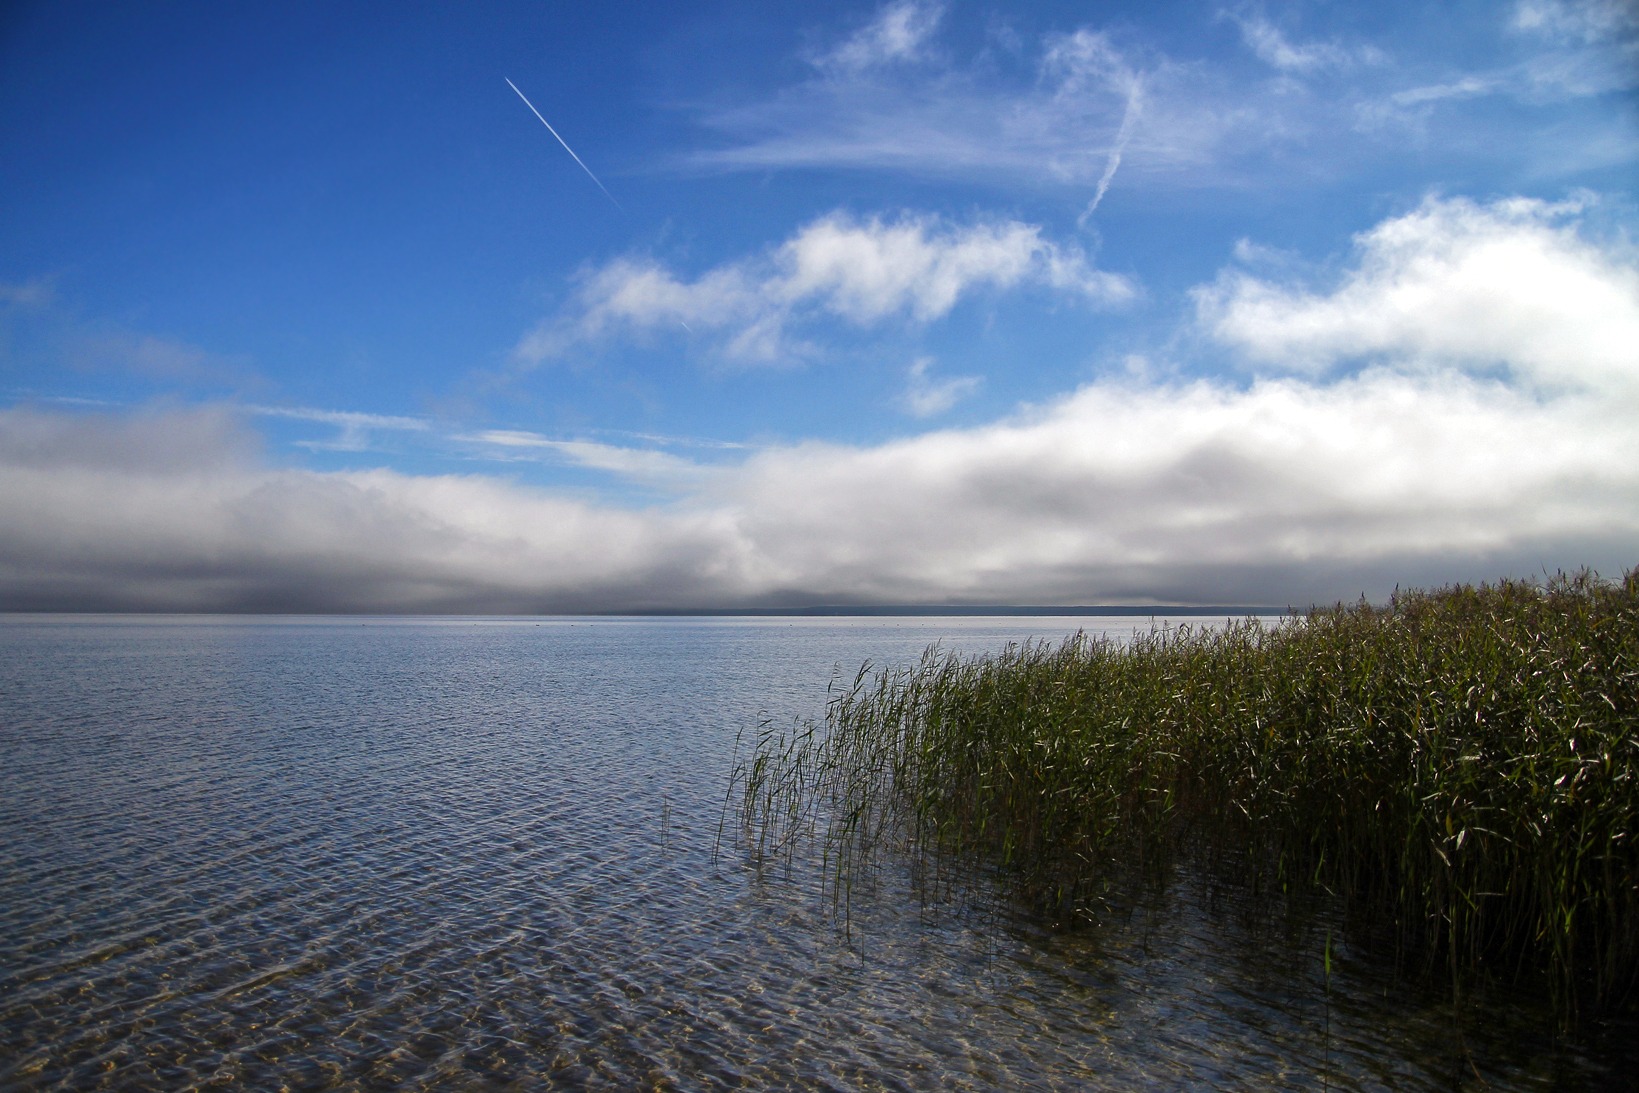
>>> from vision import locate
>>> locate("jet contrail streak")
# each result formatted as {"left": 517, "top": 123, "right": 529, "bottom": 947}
{"left": 1080, "top": 79, "right": 1143, "bottom": 227}
{"left": 505, "top": 77, "right": 623, "bottom": 212}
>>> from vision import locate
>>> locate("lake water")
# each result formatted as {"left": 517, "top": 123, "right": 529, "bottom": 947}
{"left": 0, "top": 615, "right": 1626, "bottom": 1090}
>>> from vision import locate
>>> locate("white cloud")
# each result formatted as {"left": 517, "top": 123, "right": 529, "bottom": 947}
{"left": 1195, "top": 195, "right": 1639, "bottom": 396}
{"left": 1042, "top": 30, "right": 1147, "bottom": 221}
{"left": 1383, "top": 76, "right": 1501, "bottom": 109}
{"left": 252, "top": 406, "right": 430, "bottom": 452}
{"left": 518, "top": 211, "right": 1135, "bottom": 365}
{"left": 1513, "top": 0, "right": 1639, "bottom": 42}
{"left": 693, "top": 5, "right": 1637, "bottom": 195}
{"left": 900, "top": 357, "right": 980, "bottom": 417}
{"left": 521, "top": 258, "right": 754, "bottom": 354}
{"left": 0, "top": 277, "right": 55, "bottom": 309}
{"left": 773, "top": 213, "right": 1126, "bottom": 319}
{"left": 1226, "top": 10, "right": 1381, "bottom": 74}
{"left": 714, "top": 372, "right": 1637, "bottom": 603}
{"left": 685, "top": 20, "right": 1244, "bottom": 197}
{"left": 7, "top": 197, "right": 1636, "bottom": 612}
{"left": 0, "top": 407, "right": 739, "bottom": 613}
{"left": 820, "top": 1, "right": 945, "bottom": 71}
{"left": 466, "top": 429, "right": 707, "bottom": 482}
{"left": 1362, "top": 0, "right": 1639, "bottom": 129}
{"left": 0, "top": 293, "right": 263, "bottom": 393}
{"left": 64, "top": 331, "right": 254, "bottom": 387}
{"left": 1516, "top": 0, "right": 1639, "bottom": 97}
{"left": 4, "top": 366, "right": 1634, "bottom": 612}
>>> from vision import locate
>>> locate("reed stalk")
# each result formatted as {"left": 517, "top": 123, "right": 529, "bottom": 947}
{"left": 728, "top": 568, "right": 1639, "bottom": 1022}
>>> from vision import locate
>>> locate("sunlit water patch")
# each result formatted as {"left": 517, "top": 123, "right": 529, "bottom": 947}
{"left": 0, "top": 616, "right": 1628, "bottom": 1089}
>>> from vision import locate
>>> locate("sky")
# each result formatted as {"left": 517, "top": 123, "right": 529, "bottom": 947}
{"left": 1, "top": 0, "right": 1636, "bottom": 612}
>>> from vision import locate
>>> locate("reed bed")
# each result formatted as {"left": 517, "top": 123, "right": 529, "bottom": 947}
{"left": 729, "top": 569, "right": 1639, "bottom": 1020}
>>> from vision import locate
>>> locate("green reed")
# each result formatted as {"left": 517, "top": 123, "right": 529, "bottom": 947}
{"left": 728, "top": 569, "right": 1639, "bottom": 1020}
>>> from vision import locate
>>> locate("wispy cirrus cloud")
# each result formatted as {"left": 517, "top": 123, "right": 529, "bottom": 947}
{"left": 1, "top": 289, "right": 263, "bottom": 393}
{"left": 0, "top": 277, "right": 55, "bottom": 309}
{"left": 1223, "top": 8, "right": 1384, "bottom": 74}
{"left": 249, "top": 411, "right": 734, "bottom": 480}
{"left": 682, "top": 2, "right": 1242, "bottom": 198}
{"left": 465, "top": 429, "right": 708, "bottom": 483}
{"left": 516, "top": 211, "right": 1135, "bottom": 365}
{"left": 1511, "top": 0, "right": 1639, "bottom": 98}
{"left": 900, "top": 356, "right": 980, "bottom": 418}
{"left": 1358, "top": 0, "right": 1639, "bottom": 133}
{"left": 66, "top": 331, "right": 255, "bottom": 388}
{"left": 1513, "top": 0, "right": 1639, "bottom": 46}
{"left": 251, "top": 406, "right": 430, "bottom": 452}
{"left": 686, "top": 1, "right": 1636, "bottom": 197}
{"left": 817, "top": 0, "right": 946, "bottom": 71}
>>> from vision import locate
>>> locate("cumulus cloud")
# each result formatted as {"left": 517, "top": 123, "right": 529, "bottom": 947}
{"left": 1195, "top": 195, "right": 1639, "bottom": 395}
{"left": 6, "top": 197, "right": 1636, "bottom": 612}
{"left": 517, "top": 211, "right": 1134, "bottom": 365}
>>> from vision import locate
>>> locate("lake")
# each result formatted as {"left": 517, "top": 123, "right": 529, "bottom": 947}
{"left": 0, "top": 615, "right": 1623, "bottom": 1089}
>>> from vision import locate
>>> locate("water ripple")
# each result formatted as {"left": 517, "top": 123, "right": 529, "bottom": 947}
{"left": 1, "top": 616, "right": 1627, "bottom": 1090}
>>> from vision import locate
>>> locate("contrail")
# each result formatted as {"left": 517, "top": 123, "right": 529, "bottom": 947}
{"left": 505, "top": 77, "right": 623, "bottom": 212}
{"left": 1079, "top": 78, "right": 1143, "bottom": 227}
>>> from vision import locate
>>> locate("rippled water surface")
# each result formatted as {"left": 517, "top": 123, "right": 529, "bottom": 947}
{"left": 1, "top": 615, "right": 1627, "bottom": 1090}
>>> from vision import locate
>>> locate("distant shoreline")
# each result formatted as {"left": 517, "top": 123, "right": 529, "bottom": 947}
{"left": 621, "top": 604, "right": 1288, "bottom": 617}
{"left": 1, "top": 605, "right": 1292, "bottom": 619}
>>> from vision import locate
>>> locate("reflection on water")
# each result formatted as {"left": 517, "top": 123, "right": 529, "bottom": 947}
{"left": 0, "top": 616, "right": 1628, "bottom": 1089}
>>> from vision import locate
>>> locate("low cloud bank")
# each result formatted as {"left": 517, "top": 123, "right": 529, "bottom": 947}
{"left": 4, "top": 196, "right": 1635, "bottom": 612}
{"left": 4, "top": 372, "right": 1632, "bottom": 612}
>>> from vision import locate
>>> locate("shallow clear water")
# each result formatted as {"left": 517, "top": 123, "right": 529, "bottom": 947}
{"left": 0, "top": 615, "right": 1627, "bottom": 1090}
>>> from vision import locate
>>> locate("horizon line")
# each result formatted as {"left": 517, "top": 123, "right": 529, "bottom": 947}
{"left": 1, "top": 603, "right": 1295, "bottom": 619}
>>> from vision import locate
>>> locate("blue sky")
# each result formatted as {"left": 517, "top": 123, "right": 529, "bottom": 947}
{"left": 2, "top": 0, "right": 1636, "bottom": 611}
